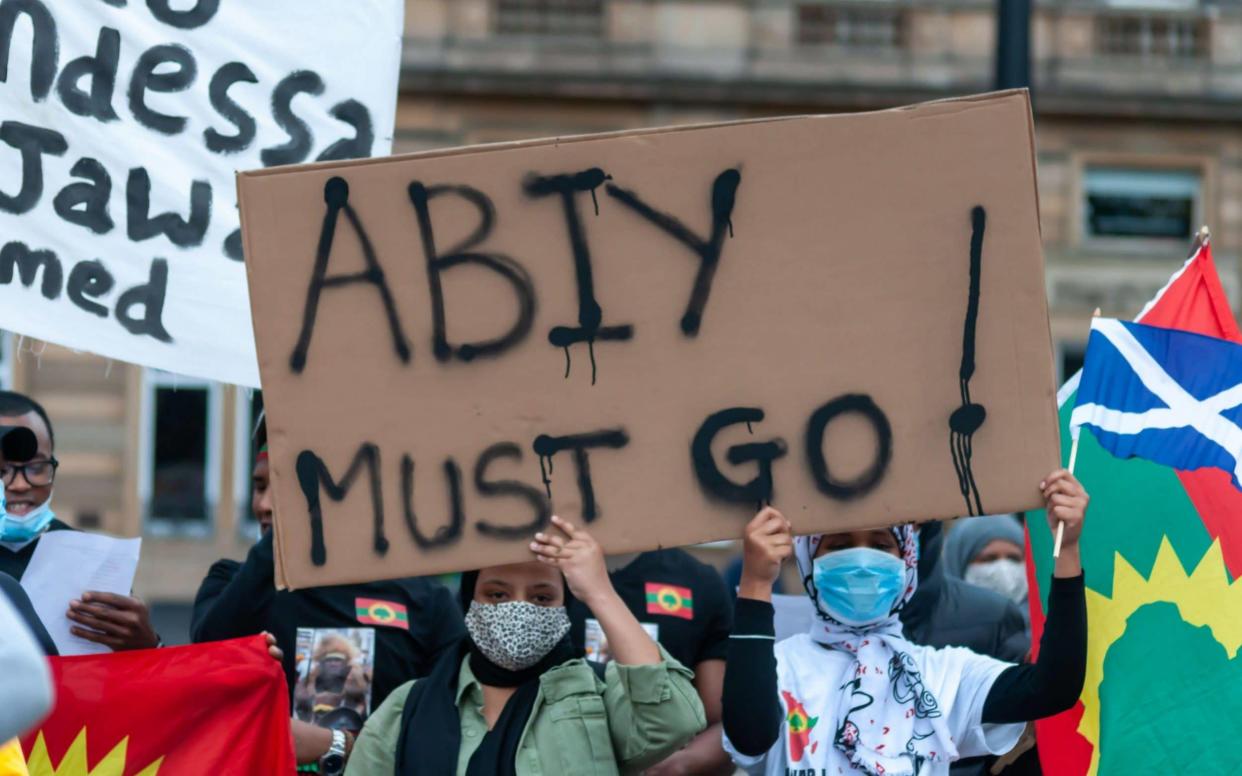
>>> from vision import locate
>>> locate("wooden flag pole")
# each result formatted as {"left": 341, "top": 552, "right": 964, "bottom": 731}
{"left": 1054, "top": 307, "right": 1101, "bottom": 559}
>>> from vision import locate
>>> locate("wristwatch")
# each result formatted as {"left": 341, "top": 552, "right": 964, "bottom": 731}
{"left": 319, "top": 729, "right": 347, "bottom": 776}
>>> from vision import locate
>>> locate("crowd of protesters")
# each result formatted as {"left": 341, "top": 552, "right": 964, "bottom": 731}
{"left": 1, "top": 389, "right": 1087, "bottom": 775}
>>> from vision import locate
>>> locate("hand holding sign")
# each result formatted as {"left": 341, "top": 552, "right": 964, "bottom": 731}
{"left": 530, "top": 516, "right": 609, "bottom": 608}
{"left": 739, "top": 508, "right": 794, "bottom": 602}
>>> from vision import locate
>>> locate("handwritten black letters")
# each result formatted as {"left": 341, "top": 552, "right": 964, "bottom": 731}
{"left": 287, "top": 162, "right": 988, "bottom": 567}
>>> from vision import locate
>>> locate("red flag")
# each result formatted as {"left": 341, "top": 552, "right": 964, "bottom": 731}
{"left": 22, "top": 635, "right": 295, "bottom": 775}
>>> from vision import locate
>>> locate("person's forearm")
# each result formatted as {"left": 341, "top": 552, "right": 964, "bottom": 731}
{"left": 981, "top": 573, "right": 1086, "bottom": 723}
{"left": 722, "top": 598, "right": 781, "bottom": 757}
{"left": 649, "top": 723, "right": 734, "bottom": 775}
{"left": 586, "top": 589, "right": 661, "bottom": 665}
{"left": 1054, "top": 542, "right": 1082, "bottom": 578}
{"left": 292, "top": 720, "right": 333, "bottom": 765}
{"left": 738, "top": 571, "right": 774, "bottom": 603}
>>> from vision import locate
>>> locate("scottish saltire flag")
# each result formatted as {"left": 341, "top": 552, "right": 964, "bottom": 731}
{"left": 1070, "top": 318, "right": 1242, "bottom": 492}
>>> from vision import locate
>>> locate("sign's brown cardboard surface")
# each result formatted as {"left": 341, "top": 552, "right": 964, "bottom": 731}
{"left": 239, "top": 90, "right": 1060, "bottom": 589}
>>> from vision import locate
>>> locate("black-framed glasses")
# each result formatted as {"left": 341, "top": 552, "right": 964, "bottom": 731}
{"left": 1, "top": 458, "right": 59, "bottom": 487}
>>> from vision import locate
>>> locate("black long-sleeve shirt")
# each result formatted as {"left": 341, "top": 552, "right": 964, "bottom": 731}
{"left": 722, "top": 574, "right": 1086, "bottom": 758}
{"left": 191, "top": 531, "right": 465, "bottom": 711}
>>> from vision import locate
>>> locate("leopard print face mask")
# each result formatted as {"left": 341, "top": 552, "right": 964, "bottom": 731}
{"left": 465, "top": 600, "right": 571, "bottom": 671}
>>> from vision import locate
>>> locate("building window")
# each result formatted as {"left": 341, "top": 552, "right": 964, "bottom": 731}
{"left": 1083, "top": 167, "right": 1200, "bottom": 242}
{"left": 797, "top": 4, "right": 906, "bottom": 48}
{"left": 233, "top": 389, "right": 264, "bottom": 534}
{"left": 1059, "top": 342, "right": 1087, "bottom": 385}
{"left": 140, "top": 371, "right": 223, "bottom": 536}
{"left": 1097, "top": 15, "right": 1209, "bottom": 59}
{"left": 494, "top": 0, "right": 605, "bottom": 38}
{"left": 0, "top": 333, "right": 12, "bottom": 390}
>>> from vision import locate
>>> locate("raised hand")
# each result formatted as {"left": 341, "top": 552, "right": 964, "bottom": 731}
{"left": 530, "top": 515, "right": 612, "bottom": 607}
{"left": 739, "top": 507, "right": 792, "bottom": 602}
{"left": 1042, "top": 469, "right": 1088, "bottom": 577}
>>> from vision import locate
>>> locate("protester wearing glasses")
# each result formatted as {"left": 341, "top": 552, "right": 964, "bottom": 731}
{"left": 0, "top": 391, "right": 159, "bottom": 651}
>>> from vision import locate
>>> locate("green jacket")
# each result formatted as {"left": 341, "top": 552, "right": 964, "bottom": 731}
{"left": 345, "top": 648, "right": 706, "bottom": 775}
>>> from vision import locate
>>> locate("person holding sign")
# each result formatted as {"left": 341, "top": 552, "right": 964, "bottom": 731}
{"left": 721, "top": 470, "right": 1088, "bottom": 776}
{"left": 346, "top": 516, "right": 706, "bottom": 775}
{"left": 191, "top": 419, "right": 465, "bottom": 723}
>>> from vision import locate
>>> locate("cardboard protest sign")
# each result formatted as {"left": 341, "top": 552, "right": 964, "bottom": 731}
{"left": 0, "top": 0, "right": 402, "bottom": 386}
{"left": 239, "top": 90, "right": 1061, "bottom": 588}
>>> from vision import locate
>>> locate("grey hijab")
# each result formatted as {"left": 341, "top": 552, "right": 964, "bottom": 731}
{"left": 943, "top": 514, "right": 1025, "bottom": 580}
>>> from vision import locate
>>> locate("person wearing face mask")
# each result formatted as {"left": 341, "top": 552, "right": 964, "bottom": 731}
{"left": 0, "top": 391, "right": 159, "bottom": 651}
{"left": 944, "top": 515, "right": 1029, "bottom": 620}
{"left": 905, "top": 520, "right": 1034, "bottom": 776}
{"left": 346, "top": 515, "right": 706, "bottom": 775}
{"left": 721, "top": 469, "right": 1088, "bottom": 776}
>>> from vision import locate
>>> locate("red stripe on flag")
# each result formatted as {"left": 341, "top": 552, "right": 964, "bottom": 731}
{"left": 1026, "top": 520, "right": 1093, "bottom": 775}
{"left": 1135, "top": 241, "right": 1242, "bottom": 576}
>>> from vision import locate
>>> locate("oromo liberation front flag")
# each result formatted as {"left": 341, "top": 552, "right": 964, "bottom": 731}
{"left": 22, "top": 636, "right": 294, "bottom": 775}
{"left": 1026, "top": 237, "right": 1242, "bottom": 775}
{"left": 1070, "top": 318, "right": 1242, "bottom": 490}
{"left": 645, "top": 583, "right": 694, "bottom": 620}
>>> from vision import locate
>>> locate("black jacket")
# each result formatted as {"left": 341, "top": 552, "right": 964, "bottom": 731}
{"left": 900, "top": 522, "right": 1036, "bottom": 776}
{"left": 0, "top": 519, "right": 76, "bottom": 581}
{"left": 191, "top": 531, "right": 464, "bottom": 713}
{"left": 0, "top": 571, "right": 56, "bottom": 655}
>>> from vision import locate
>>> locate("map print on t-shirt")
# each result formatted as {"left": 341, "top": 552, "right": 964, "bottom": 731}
{"left": 294, "top": 627, "right": 376, "bottom": 733}
{"left": 584, "top": 618, "right": 659, "bottom": 664}
{"left": 781, "top": 689, "right": 819, "bottom": 762}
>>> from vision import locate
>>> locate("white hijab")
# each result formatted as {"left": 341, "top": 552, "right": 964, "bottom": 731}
{"left": 794, "top": 525, "right": 957, "bottom": 776}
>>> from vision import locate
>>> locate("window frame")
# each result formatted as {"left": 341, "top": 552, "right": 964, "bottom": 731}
{"left": 138, "top": 369, "right": 224, "bottom": 538}
{"left": 1056, "top": 340, "right": 1088, "bottom": 387}
{"left": 492, "top": 0, "right": 607, "bottom": 40}
{"left": 1095, "top": 11, "right": 1210, "bottom": 61}
{"left": 0, "top": 332, "right": 13, "bottom": 390}
{"left": 232, "top": 387, "right": 263, "bottom": 539}
{"left": 795, "top": 2, "right": 908, "bottom": 50}
{"left": 1073, "top": 155, "right": 1209, "bottom": 255}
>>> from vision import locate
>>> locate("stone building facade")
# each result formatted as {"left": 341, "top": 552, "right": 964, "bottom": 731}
{"left": 9, "top": 0, "right": 1238, "bottom": 639}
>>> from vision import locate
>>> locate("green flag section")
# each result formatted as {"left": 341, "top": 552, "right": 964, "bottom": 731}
{"left": 1025, "top": 238, "right": 1242, "bottom": 776}
{"left": 1097, "top": 602, "right": 1242, "bottom": 773}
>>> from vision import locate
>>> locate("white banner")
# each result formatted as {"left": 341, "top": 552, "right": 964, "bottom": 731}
{"left": 0, "top": 0, "right": 403, "bottom": 386}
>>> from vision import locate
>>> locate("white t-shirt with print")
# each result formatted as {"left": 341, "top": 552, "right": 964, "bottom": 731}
{"left": 723, "top": 633, "right": 1024, "bottom": 776}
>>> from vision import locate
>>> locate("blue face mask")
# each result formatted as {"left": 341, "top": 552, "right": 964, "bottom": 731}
{"left": 0, "top": 495, "right": 55, "bottom": 543}
{"left": 812, "top": 546, "right": 907, "bottom": 626}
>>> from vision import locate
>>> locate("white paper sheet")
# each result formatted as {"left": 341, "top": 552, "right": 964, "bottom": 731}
{"left": 20, "top": 531, "right": 142, "bottom": 656}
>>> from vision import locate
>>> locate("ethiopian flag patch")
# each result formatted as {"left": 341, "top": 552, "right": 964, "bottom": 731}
{"left": 355, "top": 597, "right": 409, "bottom": 629}
{"left": 645, "top": 583, "right": 693, "bottom": 620}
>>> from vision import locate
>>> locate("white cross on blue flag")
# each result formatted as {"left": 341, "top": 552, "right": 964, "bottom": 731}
{"left": 1070, "top": 318, "right": 1242, "bottom": 492}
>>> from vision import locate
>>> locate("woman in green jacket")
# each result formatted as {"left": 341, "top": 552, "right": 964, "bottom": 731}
{"left": 346, "top": 516, "right": 706, "bottom": 775}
